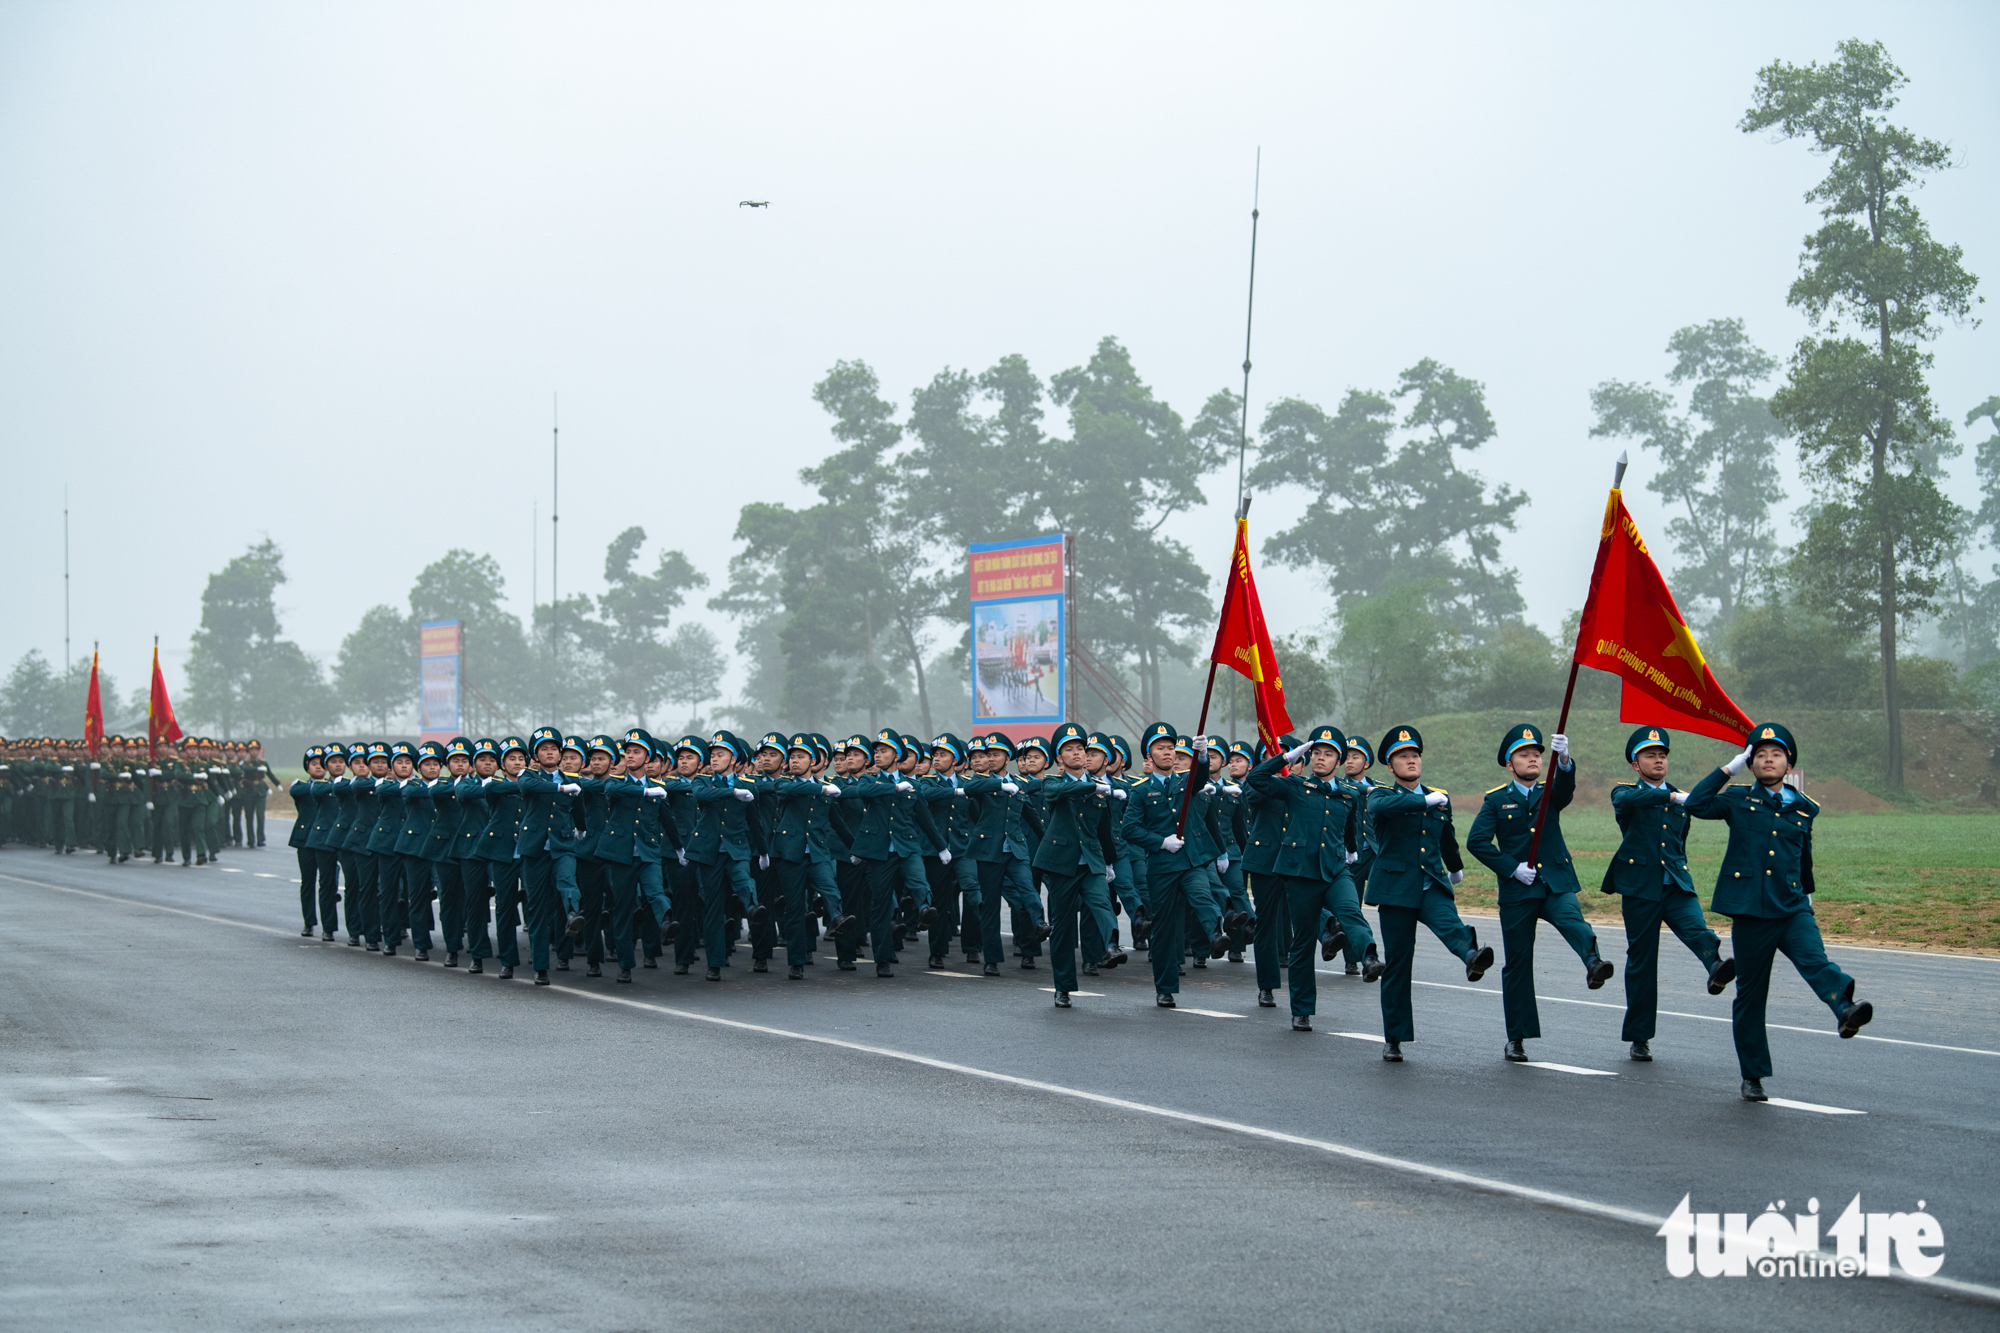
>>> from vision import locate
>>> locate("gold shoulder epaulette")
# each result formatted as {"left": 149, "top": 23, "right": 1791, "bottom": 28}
{"left": 1486, "top": 782, "right": 1510, "bottom": 795}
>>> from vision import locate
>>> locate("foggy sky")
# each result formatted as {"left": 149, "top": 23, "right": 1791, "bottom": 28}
{"left": 3, "top": 1, "right": 1995, "bottom": 717}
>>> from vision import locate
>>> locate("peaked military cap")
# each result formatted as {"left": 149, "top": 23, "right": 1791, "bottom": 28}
{"left": 1140, "top": 721, "right": 1176, "bottom": 752}
{"left": 472, "top": 738, "right": 500, "bottom": 759}
{"left": 1051, "top": 721, "right": 1088, "bottom": 750}
{"left": 840, "top": 734, "right": 872, "bottom": 756}
{"left": 390, "top": 741, "right": 418, "bottom": 762}
{"left": 709, "top": 730, "right": 746, "bottom": 762}
{"left": 1171, "top": 735, "right": 1195, "bottom": 757}
{"left": 446, "top": 737, "right": 474, "bottom": 759}
{"left": 755, "top": 732, "right": 788, "bottom": 756}
{"left": 931, "top": 733, "right": 967, "bottom": 762}
{"left": 1345, "top": 733, "right": 1375, "bottom": 765}
{"left": 302, "top": 745, "right": 323, "bottom": 765}
{"left": 621, "top": 727, "right": 655, "bottom": 751}
{"left": 809, "top": 733, "right": 832, "bottom": 760}
{"left": 498, "top": 735, "right": 528, "bottom": 758}
{"left": 1087, "top": 731, "right": 1116, "bottom": 758}
{"left": 417, "top": 740, "right": 447, "bottom": 762}
{"left": 366, "top": 742, "right": 391, "bottom": 758}
{"left": 900, "top": 733, "right": 924, "bottom": 758}
{"left": 1748, "top": 721, "right": 1797, "bottom": 765}
{"left": 1303, "top": 725, "right": 1342, "bottom": 750}
{"left": 1497, "top": 723, "right": 1547, "bottom": 765}
{"left": 674, "top": 734, "right": 707, "bottom": 758}
{"left": 983, "top": 731, "right": 1016, "bottom": 758}
{"left": 584, "top": 734, "right": 616, "bottom": 759}
{"left": 1379, "top": 725, "right": 1423, "bottom": 759}
{"left": 1108, "top": 734, "right": 1131, "bottom": 766}
{"left": 347, "top": 743, "right": 369, "bottom": 760}
{"left": 788, "top": 733, "right": 817, "bottom": 756}
{"left": 560, "top": 734, "right": 585, "bottom": 756}
{"left": 1020, "top": 735, "right": 1054, "bottom": 764}
{"left": 1625, "top": 726, "right": 1670, "bottom": 763}
{"left": 530, "top": 726, "right": 562, "bottom": 752}
{"left": 872, "top": 729, "right": 907, "bottom": 758}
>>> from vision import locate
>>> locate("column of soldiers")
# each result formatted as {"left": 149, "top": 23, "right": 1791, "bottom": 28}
{"left": 0, "top": 734, "right": 274, "bottom": 863}
{"left": 246, "top": 714, "right": 1874, "bottom": 1102}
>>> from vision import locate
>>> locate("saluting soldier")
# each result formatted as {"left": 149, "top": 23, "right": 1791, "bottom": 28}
{"left": 1684, "top": 722, "right": 1874, "bottom": 1102}
{"left": 1366, "top": 726, "right": 1493, "bottom": 1062}
{"left": 1465, "top": 723, "right": 1614, "bottom": 1063}
{"left": 243, "top": 740, "right": 273, "bottom": 847}
{"left": 1603, "top": 726, "right": 1734, "bottom": 1061}
{"left": 290, "top": 747, "right": 326, "bottom": 935}
{"left": 1239, "top": 734, "right": 1296, "bottom": 1009}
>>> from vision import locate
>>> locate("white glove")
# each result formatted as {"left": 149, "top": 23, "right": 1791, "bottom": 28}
{"left": 1550, "top": 734, "right": 1569, "bottom": 757}
{"left": 732, "top": 787, "right": 756, "bottom": 802}
{"left": 145, "top": 801, "right": 154, "bottom": 810}
{"left": 643, "top": 785, "right": 666, "bottom": 799}
{"left": 481, "top": 776, "right": 495, "bottom": 786}
{"left": 87, "top": 793, "right": 96, "bottom": 803}
{"left": 149, "top": 768, "right": 161, "bottom": 776}
{"left": 1104, "top": 866, "right": 1116, "bottom": 883}
{"left": 1215, "top": 855, "right": 1230, "bottom": 874}
{"left": 1345, "top": 850, "right": 1359, "bottom": 864}
{"left": 1000, "top": 781, "right": 1019, "bottom": 794}
{"left": 1111, "top": 789, "right": 1127, "bottom": 802}
{"left": 1222, "top": 783, "right": 1242, "bottom": 795}
{"left": 939, "top": 849, "right": 952, "bottom": 865}
{"left": 758, "top": 854, "right": 770, "bottom": 870}
{"left": 850, "top": 855, "right": 861, "bottom": 865}
{"left": 1511, "top": 863, "right": 1538, "bottom": 885}
{"left": 1423, "top": 790, "right": 1448, "bottom": 808}
{"left": 1094, "top": 780, "right": 1111, "bottom": 795}
{"left": 821, "top": 783, "right": 842, "bottom": 796}
{"left": 1193, "top": 736, "right": 1209, "bottom": 760}
{"left": 676, "top": 849, "right": 688, "bottom": 865}
{"left": 217, "top": 796, "right": 226, "bottom": 807}
{"left": 1449, "top": 869, "right": 1464, "bottom": 885}
{"left": 1724, "top": 746, "right": 1753, "bottom": 775}
{"left": 89, "top": 762, "right": 100, "bottom": 771}
{"left": 1285, "top": 741, "right": 1311, "bottom": 764}
{"left": 1161, "top": 834, "right": 1186, "bottom": 853}
{"left": 61, "top": 765, "right": 73, "bottom": 772}
{"left": 894, "top": 780, "right": 914, "bottom": 793}
{"left": 1671, "top": 790, "right": 1689, "bottom": 806}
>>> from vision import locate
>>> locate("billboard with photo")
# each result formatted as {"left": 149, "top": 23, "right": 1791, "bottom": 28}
{"left": 969, "top": 535, "right": 1065, "bottom": 726}
{"left": 419, "top": 619, "right": 462, "bottom": 743}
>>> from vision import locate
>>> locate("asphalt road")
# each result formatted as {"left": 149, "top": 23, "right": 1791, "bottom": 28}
{"left": 3, "top": 832, "right": 1996, "bottom": 1331}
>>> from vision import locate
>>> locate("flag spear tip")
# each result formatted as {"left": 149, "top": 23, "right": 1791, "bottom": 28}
{"left": 1613, "top": 451, "right": 1628, "bottom": 488}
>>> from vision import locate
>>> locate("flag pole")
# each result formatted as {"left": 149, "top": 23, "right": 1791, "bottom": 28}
{"left": 1176, "top": 494, "right": 1251, "bottom": 836}
{"left": 1526, "top": 451, "right": 1627, "bottom": 866}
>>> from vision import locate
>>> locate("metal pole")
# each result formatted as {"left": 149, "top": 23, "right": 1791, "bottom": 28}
{"left": 551, "top": 393, "right": 559, "bottom": 724}
{"left": 63, "top": 484, "right": 70, "bottom": 677}
{"left": 1229, "top": 150, "right": 1262, "bottom": 739}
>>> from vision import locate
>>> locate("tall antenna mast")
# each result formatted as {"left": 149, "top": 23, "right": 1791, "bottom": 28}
{"left": 1229, "top": 151, "right": 1262, "bottom": 738}
{"left": 63, "top": 484, "right": 71, "bottom": 675}
{"left": 550, "top": 392, "right": 559, "bottom": 723}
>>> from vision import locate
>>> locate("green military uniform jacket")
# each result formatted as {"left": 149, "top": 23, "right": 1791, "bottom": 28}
{"left": 1029, "top": 773, "right": 1119, "bottom": 876}
{"left": 1601, "top": 780, "right": 1695, "bottom": 898}
{"left": 1364, "top": 783, "right": 1464, "bottom": 909}
{"left": 1244, "top": 756, "right": 1358, "bottom": 882}
{"left": 1684, "top": 766, "right": 1817, "bottom": 918}
{"left": 1465, "top": 761, "right": 1580, "bottom": 903}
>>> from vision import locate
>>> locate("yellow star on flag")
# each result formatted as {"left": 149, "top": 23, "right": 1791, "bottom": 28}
{"left": 1658, "top": 606, "right": 1708, "bottom": 672}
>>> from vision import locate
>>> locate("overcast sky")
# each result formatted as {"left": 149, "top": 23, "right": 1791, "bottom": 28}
{"left": 3, "top": 1, "right": 1995, "bottom": 711}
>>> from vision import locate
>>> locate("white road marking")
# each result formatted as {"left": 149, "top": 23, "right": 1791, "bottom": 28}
{"left": 8, "top": 870, "right": 1993, "bottom": 1305}
{"left": 917, "top": 969, "right": 976, "bottom": 979}
{"left": 1037, "top": 988, "right": 1105, "bottom": 997}
{"left": 253, "top": 873, "right": 282, "bottom": 879}
{"left": 218, "top": 868, "right": 244, "bottom": 874}
{"left": 1762, "top": 1096, "right": 1866, "bottom": 1116}
{"left": 1328, "top": 1032, "right": 1384, "bottom": 1043}
{"left": 1519, "top": 1061, "right": 1617, "bottom": 1077}
{"left": 8, "top": 1103, "right": 132, "bottom": 1163}
{"left": 1396, "top": 976, "right": 2000, "bottom": 1058}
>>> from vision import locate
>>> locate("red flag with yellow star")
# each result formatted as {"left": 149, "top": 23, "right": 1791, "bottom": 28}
{"left": 1208, "top": 515, "right": 1295, "bottom": 753}
{"left": 1571, "top": 489, "right": 1753, "bottom": 746}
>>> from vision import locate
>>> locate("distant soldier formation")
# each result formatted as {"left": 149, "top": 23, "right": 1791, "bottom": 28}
{"left": 0, "top": 735, "right": 273, "bottom": 864}
{"left": 2, "top": 718, "right": 1873, "bottom": 1101}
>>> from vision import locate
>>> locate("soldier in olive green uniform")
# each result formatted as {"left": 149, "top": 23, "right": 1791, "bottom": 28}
{"left": 1684, "top": 722, "right": 1874, "bottom": 1102}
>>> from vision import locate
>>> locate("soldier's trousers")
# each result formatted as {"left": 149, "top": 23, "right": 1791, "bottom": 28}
{"left": 834, "top": 859, "right": 869, "bottom": 966}
{"left": 354, "top": 853, "right": 383, "bottom": 944}
{"left": 974, "top": 857, "right": 1032, "bottom": 965}
{"left": 923, "top": 855, "right": 958, "bottom": 961}
{"left": 1045, "top": 867, "right": 1118, "bottom": 994}
{"left": 1620, "top": 888, "right": 1722, "bottom": 1041}
{"left": 1247, "top": 871, "right": 1287, "bottom": 992}
{"left": 459, "top": 857, "right": 492, "bottom": 960}
{"left": 112, "top": 806, "right": 135, "bottom": 860}
{"left": 338, "top": 851, "right": 363, "bottom": 941}
{"left": 952, "top": 855, "right": 983, "bottom": 956}
{"left": 1141, "top": 864, "right": 1197, "bottom": 996}
{"left": 698, "top": 856, "right": 757, "bottom": 968}
{"left": 297, "top": 847, "right": 320, "bottom": 930}
{"left": 607, "top": 858, "right": 671, "bottom": 971}
{"left": 1728, "top": 910, "right": 1855, "bottom": 1080}
{"left": 403, "top": 854, "right": 435, "bottom": 954}
{"left": 776, "top": 858, "right": 841, "bottom": 967}
{"left": 247, "top": 799, "right": 265, "bottom": 846}
{"left": 994, "top": 851, "right": 1044, "bottom": 958}
{"left": 566, "top": 857, "right": 610, "bottom": 966}
{"left": 1500, "top": 890, "right": 1598, "bottom": 1040}
{"left": 487, "top": 858, "right": 524, "bottom": 967}
{"left": 229, "top": 801, "right": 243, "bottom": 845}
{"left": 1376, "top": 886, "right": 1478, "bottom": 1044}
{"left": 154, "top": 805, "right": 181, "bottom": 860}
{"left": 50, "top": 800, "right": 75, "bottom": 849}
{"left": 432, "top": 857, "right": 463, "bottom": 956}
{"left": 862, "top": 855, "right": 927, "bottom": 965}
{"left": 517, "top": 853, "right": 566, "bottom": 972}
{"left": 1282, "top": 872, "right": 1374, "bottom": 1018}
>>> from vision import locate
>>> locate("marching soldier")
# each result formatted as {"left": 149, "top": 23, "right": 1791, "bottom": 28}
{"left": 1036, "top": 721, "right": 1122, "bottom": 1007}
{"left": 1684, "top": 722, "right": 1874, "bottom": 1101}
{"left": 1465, "top": 723, "right": 1614, "bottom": 1062}
{"left": 290, "top": 747, "right": 325, "bottom": 935}
{"left": 1603, "top": 726, "right": 1734, "bottom": 1061}
{"left": 1365, "top": 726, "right": 1492, "bottom": 1061}
{"left": 1239, "top": 734, "right": 1295, "bottom": 1009}
{"left": 1119, "top": 722, "right": 1227, "bottom": 1007}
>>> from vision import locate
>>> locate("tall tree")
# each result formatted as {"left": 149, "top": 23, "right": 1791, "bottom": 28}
{"left": 186, "top": 539, "right": 316, "bottom": 738}
{"left": 335, "top": 605, "right": 415, "bottom": 733}
{"left": 1591, "top": 319, "right": 1788, "bottom": 633}
{"left": 1743, "top": 39, "right": 1982, "bottom": 785}
{"left": 591, "top": 526, "right": 707, "bottom": 728}
{"left": 0, "top": 650, "right": 61, "bottom": 736}
{"left": 658, "top": 622, "right": 726, "bottom": 732}
{"left": 1250, "top": 358, "right": 1526, "bottom": 634}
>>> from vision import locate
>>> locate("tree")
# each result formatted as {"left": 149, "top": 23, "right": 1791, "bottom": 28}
{"left": 242, "top": 640, "right": 338, "bottom": 737}
{"left": 185, "top": 539, "right": 285, "bottom": 737}
{"left": 1743, "top": 38, "right": 1982, "bottom": 785}
{"left": 407, "top": 549, "right": 550, "bottom": 724}
{"left": 336, "top": 605, "right": 415, "bottom": 734}
{"left": 0, "top": 650, "right": 61, "bottom": 736}
{"left": 1590, "top": 319, "right": 1788, "bottom": 633}
{"left": 1328, "top": 583, "right": 1462, "bottom": 735}
{"left": 658, "top": 622, "right": 725, "bottom": 732}
{"left": 591, "top": 526, "right": 707, "bottom": 728}
{"left": 1251, "top": 358, "right": 1527, "bottom": 635}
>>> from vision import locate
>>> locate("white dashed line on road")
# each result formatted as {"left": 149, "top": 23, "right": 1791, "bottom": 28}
{"left": 1762, "top": 1096, "right": 1865, "bottom": 1116}
{"left": 1518, "top": 1061, "right": 1617, "bottom": 1077}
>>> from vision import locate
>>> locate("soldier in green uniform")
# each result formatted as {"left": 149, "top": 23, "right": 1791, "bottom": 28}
{"left": 1603, "top": 726, "right": 1734, "bottom": 1061}
{"left": 1365, "top": 725, "right": 1492, "bottom": 1062}
{"left": 291, "top": 747, "right": 326, "bottom": 934}
{"left": 1247, "top": 724, "right": 1383, "bottom": 1031}
{"left": 1334, "top": 734, "right": 1384, "bottom": 974}
{"left": 1684, "top": 722, "right": 1874, "bottom": 1101}
{"left": 1239, "top": 734, "right": 1295, "bottom": 1009}
{"left": 1034, "top": 721, "right": 1122, "bottom": 1007}
{"left": 1466, "top": 723, "right": 1614, "bottom": 1062}
{"left": 1118, "top": 722, "right": 1227, "bottom": 1007}
{"left": 242, "top": 741, "right": 273, "bottom": 847}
